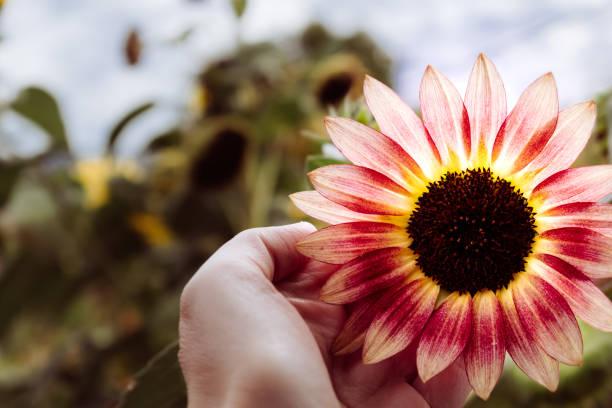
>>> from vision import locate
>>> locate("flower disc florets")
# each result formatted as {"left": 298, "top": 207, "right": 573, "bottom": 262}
{"left": 408, "top": 168, "right": 537, "bottom": 294}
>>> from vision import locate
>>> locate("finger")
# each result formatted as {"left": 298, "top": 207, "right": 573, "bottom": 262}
{"left": 411, "top": 358, "right": 472, "bottom": 408}
{"left": 332, "top": 342, "right": 419, "bottom": 406}
{"left": 180, "top": 222, "right": 318, "bottom": 346}
{"left": 357, "top": 381, "right": 430, "bottom": 408}
{"left": 180, "top": 223, "right": 318, "bottom": 356}
{"left": 280, "top": 259, "right": 341, "bottom": 300}
{"left": 206, "top": 221, "right": 316, "bottom": 282}
{"left": 280, "top": 260, "right": 345, "bottom": 369}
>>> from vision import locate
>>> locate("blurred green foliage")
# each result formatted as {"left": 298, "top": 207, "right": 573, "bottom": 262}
{"left": 10, "top": 87, "right": 68, "bottom": 151}
{"left": 231, "top": 0, "right": 248, "bottom": 18}
{"left": 305, "top": 155, "right": 348, "bottom": 173}
{"left": 575, "top": 90, "right": 611, "bottom": 166}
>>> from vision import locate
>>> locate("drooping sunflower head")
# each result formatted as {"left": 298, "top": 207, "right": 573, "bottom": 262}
{"left": 74, "top": 157, "right": 143, "bottom": 209}
{"left": 311, "top": 54, "right": 365, "bottom": 107}
{"left": 291, "top": 53, "right": 612, "bottom": 400}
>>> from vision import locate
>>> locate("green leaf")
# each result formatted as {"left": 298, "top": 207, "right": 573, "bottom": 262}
{"left": 171, "top": 27, "right": 195, "bottom": 44}
{"left": 118, "top": 341, "right": 186, "bottom": 408}
{"left": 107, "top": 102, "right": 155, "bottom": 154}
{"left": 575, "top": 90, "right": 610, "bottom": 166}
{"left": 300, "top": 129, "right": 328, "bottom": 143}
{"left": 0, "top": 162, "right": 23, "bottom": 208}
{"left": 305, "top": 154, "right": 348, "bottom": 172}
{"left": 146, "top": 129, "right": 182, "bottom": 152}
{"left": 10, "top": 87, "right": 68, "bottom": 151}
{"left": 231, "top": 0, "right": 247, "bottom": 18}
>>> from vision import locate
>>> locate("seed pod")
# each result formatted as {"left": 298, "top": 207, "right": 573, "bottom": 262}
{"left": 124, "top": 29, "right": 142, "bottom": 66}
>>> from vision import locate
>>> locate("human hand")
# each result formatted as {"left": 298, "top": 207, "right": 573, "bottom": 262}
{"left": 179, "top": 223, "right": 472, "bottom": 407}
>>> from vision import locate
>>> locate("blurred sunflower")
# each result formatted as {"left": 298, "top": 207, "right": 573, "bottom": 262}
{"left": 188, "top": 121, "right": 249, "bottom": 190}
{"left": 311, "top": 54, "right": 365, "bottom": 107}
{"left": 74, "top": 157, "right": 142, "bottom": 209}
{"left": 128, "top": 212, "right": 173, "bottom": 247}
{"left": 292, "top": 54, "right": 612, "bottom": 400}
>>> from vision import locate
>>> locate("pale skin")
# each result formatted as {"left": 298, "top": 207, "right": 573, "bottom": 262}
{"left": 179, "top": 222, "right": 472, "bottom": 407}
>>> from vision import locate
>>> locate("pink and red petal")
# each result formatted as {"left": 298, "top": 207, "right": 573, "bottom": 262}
{"left": 321, "top": 247, "right": 417, "bottom": 304}
{"left": 530, "top": 254, "right": 612, "bottom": 331}
{"left": 498, "top": 287, "right": 560, "bottom": 391}
{"left": 522, "top": 102, "right": 596, "bottom": 186}
{"left": 363, "top": 278, "right": 439, "bottom": 364}
{"left": 531, "top": 165, "right": 612, "bottom": 210}
{"left": 512, "top": 274, "right": 583, "bottom": 366}
{"left": 290, "top": 191, "right": 388, "bottom": 225}
{"left": 297, "top": 221, "right": 410, "bottom": 264}
{"left": 539, "top": 202, "right": 612, "bottom": 236}
{"left": 309, "top": 164, "right": 412, "bottom": 216}
{"left": 417, "top": 292, "right": 472, "bottom": 382}
{"left": 363, "top": 75, "right": 440, "bottom": 178}
{"left": 464, "top": 290, "right": 506, "bottom": 400}
{"left": 492, "top": 73, "right": 558, "bottom": 174}
{"left": 332, "top": 291, "right": 401, "bottom": 355}
{"left": 420, "top": 65, "right": 471, "bottom": 165}
{"left": 538, "top": 227, "right": 612, "bottom": 279}
{"left": 325, "top": 117, "right": 425, "bottom": 190}
{"left": 464, "top": 53, "right": 507, "bottom": 162}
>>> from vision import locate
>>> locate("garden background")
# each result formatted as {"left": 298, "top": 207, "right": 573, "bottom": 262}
{"left": 0, "top": 0, "right": 610, "bottom": 406}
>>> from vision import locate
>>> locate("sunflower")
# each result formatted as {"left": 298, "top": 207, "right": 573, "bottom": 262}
{"left": 74, "top": 157, "right": 142, "bottom": 209}
{"left": 290, "top": 54, "right": 612, "bottom": 400}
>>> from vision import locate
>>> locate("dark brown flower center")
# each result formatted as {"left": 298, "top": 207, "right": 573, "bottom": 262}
{"left": 317, "top": 72, "right": 354, "bottom": 107}
{"left": 190, "top": 128, "right": 247, "bottom": 189}
{"left": 407, "top": 168, "right": 536, "bottom": 294}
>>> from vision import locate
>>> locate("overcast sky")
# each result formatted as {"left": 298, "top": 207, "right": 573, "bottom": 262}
{"left": 1, "top": 0, "right": 611, "bottom": 157}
